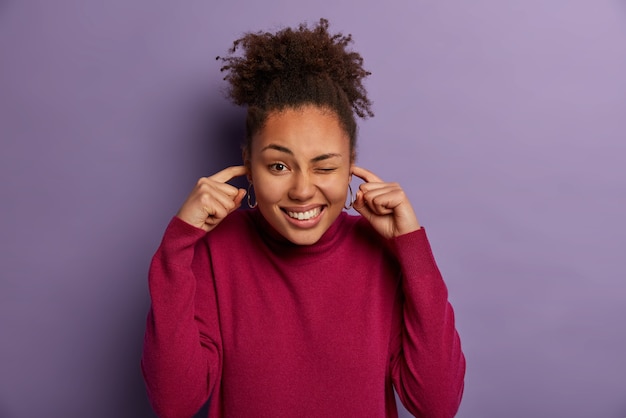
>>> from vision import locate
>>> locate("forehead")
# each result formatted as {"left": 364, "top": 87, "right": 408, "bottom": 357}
{"left": 252, "top": 106, "right": 350, "bottom": 156}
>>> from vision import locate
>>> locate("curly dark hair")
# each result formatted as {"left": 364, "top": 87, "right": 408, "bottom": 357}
{"left": 217, "top": 18, "right": 373, "bottom": 160}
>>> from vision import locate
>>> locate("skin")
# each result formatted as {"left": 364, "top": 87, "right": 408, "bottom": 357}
{"left": 245, "top": 105, "right": 353, "bottom": 245}
{"left": 176, "top": 105, "right": 420, "bottom": 242}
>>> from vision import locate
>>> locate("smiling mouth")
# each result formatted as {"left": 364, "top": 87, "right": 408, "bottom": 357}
{"left": 284, "top": 206, "right": 323, "bottom": 221}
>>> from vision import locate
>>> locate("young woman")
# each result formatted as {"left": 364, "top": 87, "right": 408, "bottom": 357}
{"left": 142, "top": 19, "right": 465, "bottom": 418}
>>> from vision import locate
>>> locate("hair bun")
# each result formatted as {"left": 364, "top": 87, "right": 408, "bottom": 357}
{"left": 218, "top": 18, "right": 373, "bottom": 119}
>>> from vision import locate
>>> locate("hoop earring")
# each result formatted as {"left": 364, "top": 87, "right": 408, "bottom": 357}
{"left": 344, "top": 184, "right": 354, "bottom": 210}
{"left": 247, "top": 183, "right": 257, "bottom": 209}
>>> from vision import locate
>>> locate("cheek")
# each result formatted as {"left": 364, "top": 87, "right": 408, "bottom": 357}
{"left": 318, "top": 178, "right": 349, "bottom": 202}
{"left": 252, "top": 174, "right": 284, "bottom": 203}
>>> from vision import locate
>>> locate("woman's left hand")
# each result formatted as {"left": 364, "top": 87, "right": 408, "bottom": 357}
{"left": 351, "top": 166, "right": 421, "bottom": 239}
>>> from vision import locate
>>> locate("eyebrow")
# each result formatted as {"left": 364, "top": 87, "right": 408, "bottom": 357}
{"left": 261, "top": 144, "right": 342, "bottom": 162}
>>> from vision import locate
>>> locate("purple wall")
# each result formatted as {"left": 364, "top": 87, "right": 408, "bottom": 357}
{"left": 1, "top": 1, "right": 625, "bottom": 417}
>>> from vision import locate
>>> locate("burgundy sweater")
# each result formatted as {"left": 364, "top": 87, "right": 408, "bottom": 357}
{"left": 142, "top": 209, "right": 465, "bottom": 418}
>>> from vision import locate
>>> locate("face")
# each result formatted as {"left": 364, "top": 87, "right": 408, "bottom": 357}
{"left": 246, "top": 105, "right": 353, "bottom": 245}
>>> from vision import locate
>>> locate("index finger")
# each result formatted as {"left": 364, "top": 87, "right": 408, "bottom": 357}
{"left": 209, "top": 165, "right": 247, "bottom": 183}
{"left": 351, "top": 166, "right": 384, "bottom": 183}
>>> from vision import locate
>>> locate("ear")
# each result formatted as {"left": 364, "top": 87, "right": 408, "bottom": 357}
{"left": 242, "top": 148, "right": 252, "bottom": 183}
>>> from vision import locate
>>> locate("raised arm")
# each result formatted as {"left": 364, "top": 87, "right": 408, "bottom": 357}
{"left": 352, "top": 166, "right": 465, "bottom": 417}
{"left": 388, "top": 230, "right": 465, "bottom": 417}
{"left": 141, "top": 167, "right": 246, "bottom": 417}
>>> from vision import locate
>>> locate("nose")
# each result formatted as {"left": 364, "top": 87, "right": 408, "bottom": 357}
{"left": 288, "top": 171, "right": 316, "bottom": 201}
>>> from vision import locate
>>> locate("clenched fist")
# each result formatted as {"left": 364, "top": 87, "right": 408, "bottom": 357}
{"left": 176, "top": 166, "right": 247, "bottom": 232}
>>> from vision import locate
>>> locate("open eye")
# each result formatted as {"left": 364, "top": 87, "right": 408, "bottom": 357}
{"left": 269, "top": 163, "right": 288, "bottom": 172}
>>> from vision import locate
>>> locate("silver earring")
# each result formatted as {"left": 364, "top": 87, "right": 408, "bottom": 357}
{"left": 344, "top": 184, "right": 354, "bottom": 210}
{"left": 247, "top": 183, "right": 257, "bottom": 208}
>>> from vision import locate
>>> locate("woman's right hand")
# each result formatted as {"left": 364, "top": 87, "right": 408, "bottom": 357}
{"left": 176, "top": 165, "right": 247, "bottom": 232}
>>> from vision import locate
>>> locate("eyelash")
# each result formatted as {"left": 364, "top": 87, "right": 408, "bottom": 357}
{"left": 267, "top": 163, "right": 337, "bottom": 173}
{"left": 269, "top": 163, "right": 288, "bottom": 172}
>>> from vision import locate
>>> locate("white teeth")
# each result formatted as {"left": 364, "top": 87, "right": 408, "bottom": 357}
{"left": 287, "top": 207, "right": 321, "bottom": 220}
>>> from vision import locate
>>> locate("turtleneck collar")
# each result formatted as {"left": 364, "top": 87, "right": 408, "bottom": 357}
{"left": 248, "top": 208, "right": 351, "bottom": 262}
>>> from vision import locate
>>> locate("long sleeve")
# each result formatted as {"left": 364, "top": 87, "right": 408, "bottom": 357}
{"left": 141, "top": 217, "right": 222, "bottom": 418}
{"left": 388, "top": 228, "right": 465, "bottom": 418}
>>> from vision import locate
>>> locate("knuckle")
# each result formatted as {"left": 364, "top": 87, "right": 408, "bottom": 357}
{"left": 198, "top": 182, "right": 216, "bottom": 195}
{"left": 196, "top": 182, "right": 212, "bottom": 194}
{"left": 199, "top": 194, "right": 214, "bottom": 207}
{"left": 224, "top": 184, "right": 237, "bottom": 196}
{"left": 215, "top": 207, "right": 228, "bottom": 218}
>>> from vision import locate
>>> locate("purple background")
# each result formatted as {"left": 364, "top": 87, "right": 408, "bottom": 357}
{"left": 1, "top": 1, "right": 625, "bottom": 417}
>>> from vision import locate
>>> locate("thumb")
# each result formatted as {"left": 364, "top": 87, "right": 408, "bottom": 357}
{"left": 353, "top": 191, "right": 374, "bottom": 220}
{"left": 234, "top": 188, "right": 247, "bottom": 208}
